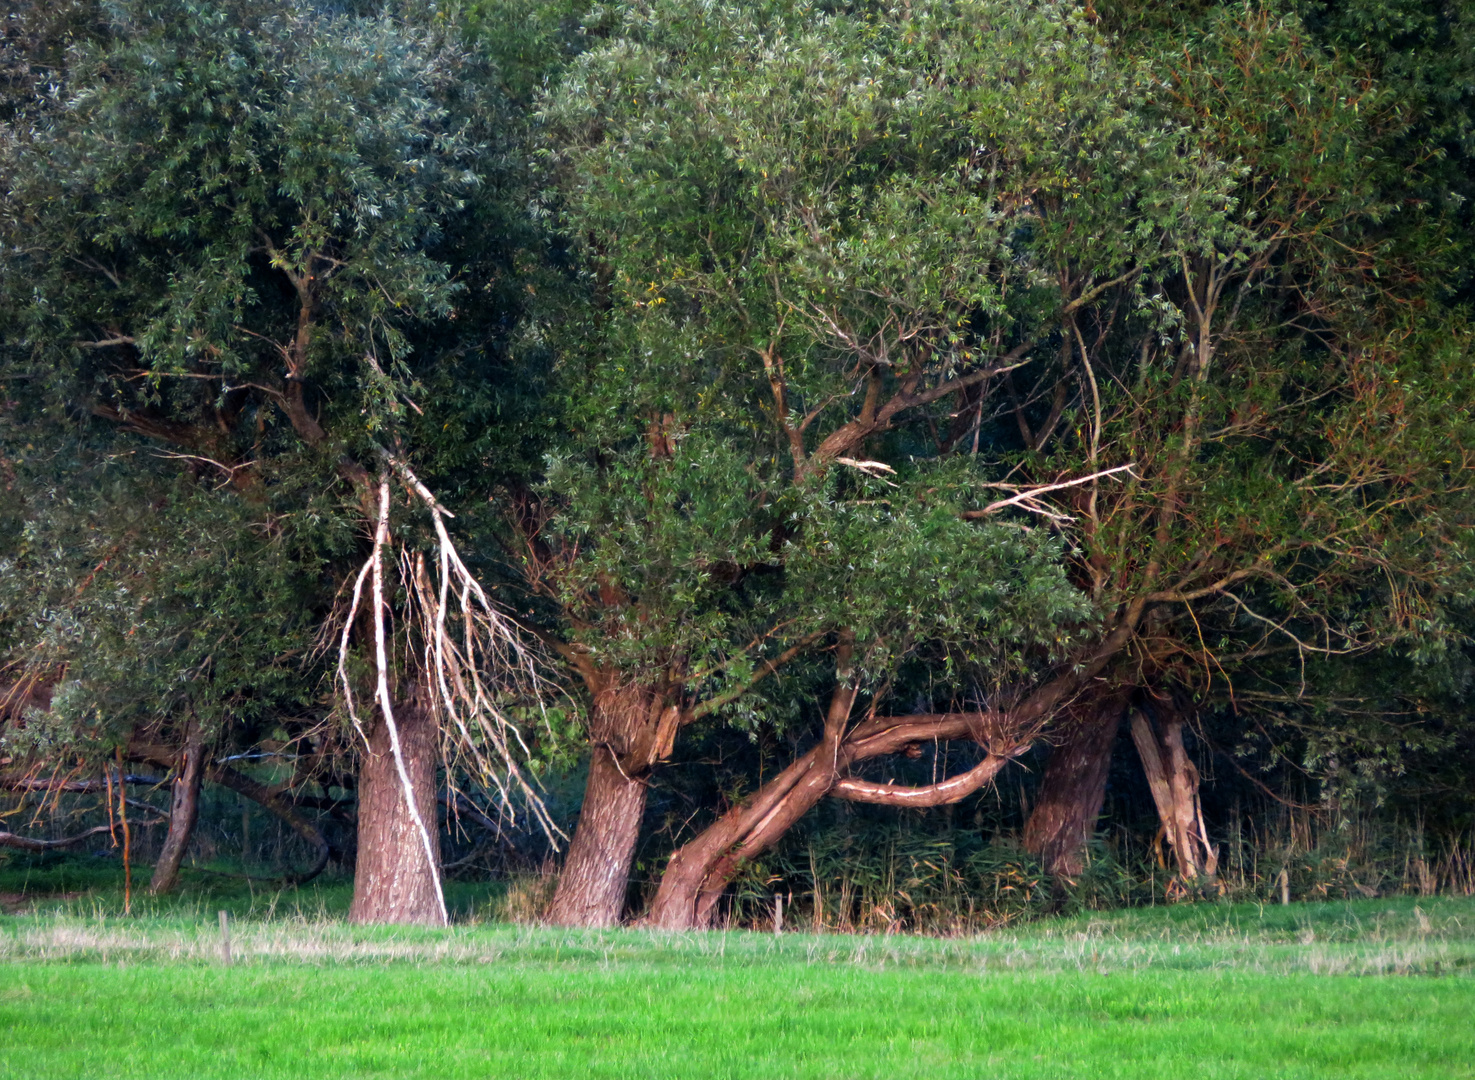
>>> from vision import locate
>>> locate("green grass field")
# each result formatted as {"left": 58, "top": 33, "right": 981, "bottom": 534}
{"left": 1, "top": 869, "right": 1472, "bottom": 1079}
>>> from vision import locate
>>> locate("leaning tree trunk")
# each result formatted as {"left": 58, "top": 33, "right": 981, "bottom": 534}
{"left": 644, "top": 697, "right": 1023, "bottom": 931}
{"left": 1022, "top": 691, "right": 1130, "bottom": 878}
{"left": 545, "top": 683, "right": 669, "bottom": 928}
{"left": 350, "top": 680, "right": 445, "bottom": 926}
{"left": 127, "top": 741, "right": 330, "bottom": 884}
{"left": 645, "top": 739, "right": 839, "bottom": 931}
{"left": 148, "top": 726, "right": 206, "bottom": 896}
{"left": 1129, "top": 692, "right": 1217, "bottom": 884}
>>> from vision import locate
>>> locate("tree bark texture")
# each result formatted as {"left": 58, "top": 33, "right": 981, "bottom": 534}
{"left": 148, "top": 727, "right": 206, "bottom": 896}
{"left": 349, "top": 683, "right": 445, "bottom": 926}
{"left": 545, "top": 683, "right": 670, "bottom": 928}
{"left": 1022, "top": 691, "right": 1130, "bottom": 878}
{"left": 644, "top": 705, "right": 1020, "bottom": 931}
{"left": 1129, "top": 693, "right": 1218, "bottom": 882}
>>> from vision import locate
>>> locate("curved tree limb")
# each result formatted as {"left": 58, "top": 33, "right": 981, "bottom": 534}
{"left": 126, "top": 743, "right": 330, "bottom": 886}
{"left": 0, "top": 822, "right": 158, "bottom": 852}
{"left": 207, "top": 763, "right": 331, "bottom": 887}
{"left": 643, "top": 706, "right": 1023, "bottom": 929}
{"left": 832, "top": 752, "right": 1011, "bottom": 806}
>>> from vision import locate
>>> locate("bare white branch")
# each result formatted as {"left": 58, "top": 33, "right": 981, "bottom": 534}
{"left": 368, "top": 475, "right": 449, "bottom": 925}
{"left": 966, "top": 463, "right": 1138, "bottom": 521}
{"left": 379, "top": 448, "right": 565, "bottom": 846}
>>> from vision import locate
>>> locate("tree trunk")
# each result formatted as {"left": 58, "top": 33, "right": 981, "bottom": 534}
{"left": 1129, "top": 693, "right": 1217, "bottom": 884}
{"left": 126, "top": 741, "right": 330, "bottom": 884}
{"left": 349, "top": 681, "right": 445, "bottom": 926}
{"left": 545, "top": 683, "right": 664, "bottom": 928}
{"left": 645, "top": 741, "right": 837, "bottom": 931}
{"left": 1023, "top": 691, "right": 1129, "bottom": 877}
{"left": 148, "top": 727, "right": 206, "bottom": 896}
{"left": 644, "top": 704, "right": 1019, "bottom": 931}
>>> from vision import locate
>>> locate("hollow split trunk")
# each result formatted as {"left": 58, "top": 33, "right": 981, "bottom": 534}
{"left": 349, "top": 681, "right": 445, "bottom": 926}
{"left": 545, "top": 683, "right": 669, "bottom": 927}
{"left": 1129, "top": 693, "right": 1217, "bottom": 883}
{"left": 148, "top": 726, "right": 206, "bottom": 896}
{"left": 1022, "top": 691, "right": 1130, "bottom": 878}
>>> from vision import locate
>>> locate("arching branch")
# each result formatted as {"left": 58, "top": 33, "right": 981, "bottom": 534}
{"left": 832, "top": 752, "right": 1011, "bottom": 806}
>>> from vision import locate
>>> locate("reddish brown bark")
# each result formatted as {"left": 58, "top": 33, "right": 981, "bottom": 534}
{"left": 640, "top": 616, "right": 1153, "bottom": 932}
{"left": 643, "top": 707, "right": 1019, "bottom": 931}
{"left": 148, "top": 727, "right": 206, "bottom": 896}
{"left": 349, "top": 682, "right": 444, "bottom": 926}
{"left": 546, "top": 683, "right": 671, "bottom": 927}
{"left": 1022, "top": 690, "right": 1130, "bottom": 878}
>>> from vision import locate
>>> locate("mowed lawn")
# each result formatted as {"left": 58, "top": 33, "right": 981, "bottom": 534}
{"left": 2, "top": 897, "right": 1473, "bottom": 1079}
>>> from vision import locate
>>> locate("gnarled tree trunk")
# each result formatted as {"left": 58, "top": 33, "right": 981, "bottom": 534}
{"left": 1130, "top": 692, "right": 1217, "bottom": 884}
{"left": 644, "top": 701, "right": 1020, "bottom": 931}
{"left": 350, "top": 680, "right": 445, "bottom": 926}
{"left": 148, "top": 726, "right": 206, "bottom": 896}
{"left": 645, "top": 738, "right": 838, "bottom": 931}
{"left": 546, "top": 682, "right": 672, "bottom": 927}
{"left": 1022, "top": 690, "right": 1129, "bottom": 878}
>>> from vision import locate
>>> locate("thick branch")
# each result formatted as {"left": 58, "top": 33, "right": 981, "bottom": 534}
{"left": 808, "top": 343, "right": 1036, "bottom": 469}
{"left": 207, "top": 763, "right": 331, "bottom": 885}
{"left": 128, "top": 741, "right": 329, "bottom": 885}
{"left": 832, "top": 752, "right": 1010, "bottom": 806}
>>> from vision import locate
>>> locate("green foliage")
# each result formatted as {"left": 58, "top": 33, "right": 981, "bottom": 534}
{"left": 0, "top": 452, "right": 323, "bottom": 758}
{"left": 3, "top": 0, "right": 485, "bottom": 436}
{"left": 532, "top": 0, "right": 1220, "bottom": 721}
{"left": 0, "top": 0, "right": 563, "bottom": 773}
{"left": 1, "top": 0, "right": 1471, "bottom": 918}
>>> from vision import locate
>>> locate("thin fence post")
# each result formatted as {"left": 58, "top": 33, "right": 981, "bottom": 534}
{"left": 219, "top": 910, "right": 232, "bottom": 966}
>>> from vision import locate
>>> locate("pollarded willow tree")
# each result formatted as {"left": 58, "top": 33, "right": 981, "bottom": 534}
{"left": 1010, "top": 3, "right": 1475, "bottom": 882}
{"left": 531, "top": 0, "right": 1474, "bottom": 927}
{"left": 526, "top": 0, "right": 1246, "bottom": 928}
{"left": 0, "top": 0, "right": 564, "bottom": 921}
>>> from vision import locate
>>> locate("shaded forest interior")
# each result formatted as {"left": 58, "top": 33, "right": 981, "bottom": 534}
{"left": 6, "top": 716, "right": 1473, "bottom": 928}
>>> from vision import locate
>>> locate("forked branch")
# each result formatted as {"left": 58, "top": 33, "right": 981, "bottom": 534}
{"left": 335, "top": 454, "right": 563, "bottom": 926}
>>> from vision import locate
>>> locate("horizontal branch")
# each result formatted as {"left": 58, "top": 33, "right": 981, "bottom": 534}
{"left": 0, "top": 825, "right": 114, "bottom": 852}
{"left": 128, "top": 743, "right": 330, "bottom": 885}
{"left": 2, "top": 774, "right": 167, "bottom": 793}
{"left": 0, "top": 810, "right": 168, "bottom": 851}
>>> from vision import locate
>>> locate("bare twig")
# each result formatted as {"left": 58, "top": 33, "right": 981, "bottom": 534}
{"left": 964, "top": 463, "right": 1137, "bottom": 521}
